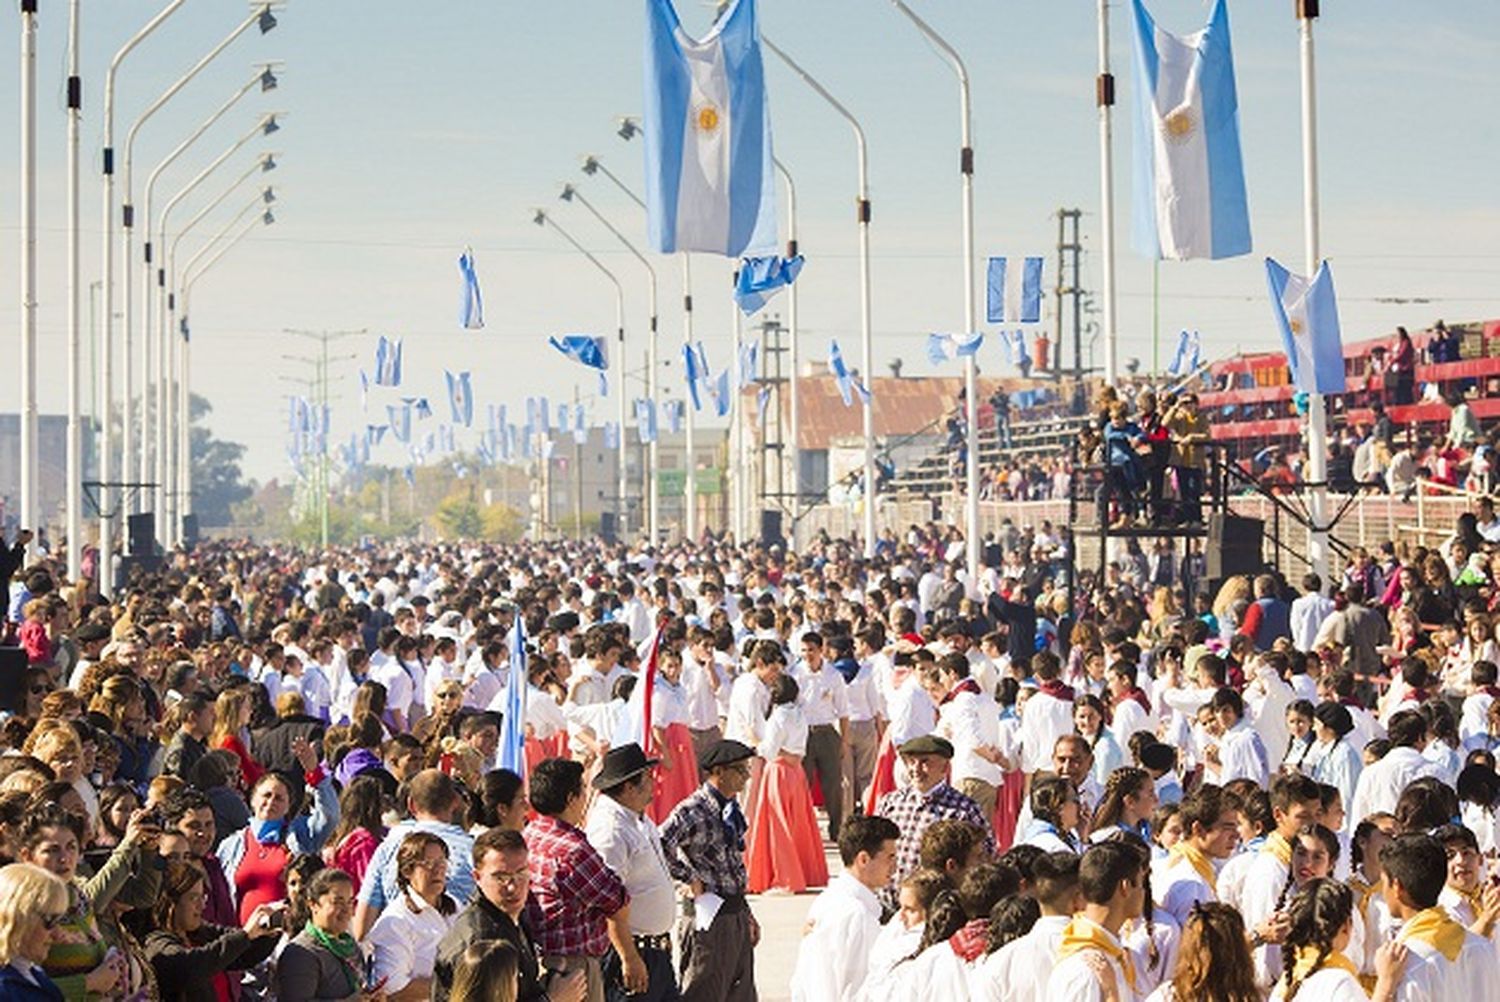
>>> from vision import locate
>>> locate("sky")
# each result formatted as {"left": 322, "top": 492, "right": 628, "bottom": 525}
{"left": 0, "top": 0, "right": 1497, "bottom": 484}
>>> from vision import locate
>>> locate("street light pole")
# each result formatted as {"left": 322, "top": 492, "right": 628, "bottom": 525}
{"left": 1298, "top": 0, "right": 1329, "bottom": 585}
{"left": 64, "top": 0, "right": 82, "bottom": 579}
{"left": 533, "top": 209, "right": 629, "bottom": 537}
{"left": 1097, "top": 0, "right": 1119, "bottom": 388}
{"left": 761, "top": 37, "right": 875, "bottom": 558}
{"left": 888, "top": 0, "right": 980, "bottom": 578}
{"left": 18, "top": 0, "right": 38, "bottom": 561}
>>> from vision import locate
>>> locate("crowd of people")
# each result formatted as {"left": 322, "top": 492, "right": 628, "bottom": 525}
{"left": 2, "top": 504, "right": 1500, "bottom": 1000}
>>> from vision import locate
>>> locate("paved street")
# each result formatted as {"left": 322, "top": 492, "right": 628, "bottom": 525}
{"left": 747, "top": 836, "right": 839, "bottom": 1002}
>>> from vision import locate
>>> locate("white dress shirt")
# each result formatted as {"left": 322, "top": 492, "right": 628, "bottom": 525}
{"left": 1289, "top": 593, "right": 1335, "bottom": 652}
{"left": 937, "top": 686, "right": 1003, "bottom": 786}
{"left": 759, "top": 704, "right": 808, "bottom": 758}
{"left": 364, "top": 891, "right": 455, "bottom": 994}
{"left": 1018, "top": 690, "right": 1076, "bottom": 774}
{"left": 795, "top": 663, "right": 849, "bottom": 728}
{"left": 790, "top": 872, "right": 882, "bottom": 1002}
{"left": 1213, "top": 720, "right": 1270, "bottom": 786}
{"left": 725, "top": 673, "right": 771, "bottom": 746}
{"left": 584, "top": 793, "right": 676, "bottom": 936}
{"left": 843, "top": 658, "right": 884, "bottom": 723}
{"left": 1043, "top": 919, "right": 1134, "bottom": 1002}
{"left": 974, "top": 913, "right": 1067, "bottom": 1002}
{"left": 1349, "top": 745, "right": 1441, "bottom": 824}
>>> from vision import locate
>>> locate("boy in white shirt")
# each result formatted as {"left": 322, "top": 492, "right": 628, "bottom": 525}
{"left": 790, "top": 814, "right": 900, "bottom": 1002}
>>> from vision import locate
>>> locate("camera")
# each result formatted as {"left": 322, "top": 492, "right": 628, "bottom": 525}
{"left": 258, "top": 906, "right": 287, "bottom": 931}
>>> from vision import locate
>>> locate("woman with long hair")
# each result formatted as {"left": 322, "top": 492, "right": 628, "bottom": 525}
{"left": 864, "top": 869, "right": 950, "bottom": 1002}
{"left": 1308, "top": 703, "right": 1362, "bottom": 820}
{"left": 143, "top": 859, "right": 281, "bottom": 1001}
{"left": 1143, "top": 902, "right": 1258, "bottom": 1002}
{"left": 647, "top": 647, "right": 700, "bottom": 823}
{"left": 1022, "top": 777, "right": 1081, "bottom": 853}
{"left": 1281, "top": 700, "right": 1317, "bottom": 775}
{"left": 322, "top": 775, "right": 387, "bottom": 887}
{"left": 745, "top": 674, "right": 828, "bottom": 893}
{"left": 1089, "top": 767, "right": 1159, "bottom": 843}
{"left": 448, "top": 939, "right": 520, "bottom": 1002}
{"left": 1073, "top": 694, "right": 1125, "bottom": 786}
{"left": 1271, "top": 878, "right": 1403, "bottom": 1002}
{"left": 210, "top": 686, "right": 262, "bottom": 787}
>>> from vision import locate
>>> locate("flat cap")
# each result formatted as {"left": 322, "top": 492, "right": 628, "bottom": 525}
{"left": 898, "top": 735, "right": 955, "bottom": 759}
{"left": 699, "top": 739, "right": 756, "bottom": 770}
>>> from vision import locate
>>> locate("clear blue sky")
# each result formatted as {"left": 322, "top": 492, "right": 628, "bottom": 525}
{"left": 0, "top": 0, "right": 1496, "bottom": 483}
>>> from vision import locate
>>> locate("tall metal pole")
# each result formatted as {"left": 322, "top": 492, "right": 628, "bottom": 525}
{"left": 763, "top": 36, "right": 874, "bottom": 558}
{"left": 888, "top": 0, "right": 978, "bottom": 576}
{"left": 1299, "top": 0, "right": 1329, "bottom": 584}
{"left": 559, "top": 185, "right": 659, "bottom": 544}
{"left": 64, "top": 0, "right": 82, "bottom": 580}
{"left": 18, "top": 0, "right": 38, "bottom": 559}
{"left": 534, "top": 210, "right": 628, "bottom": 535}
{"left": 730, "top": 276, "right": 745, "bottom": 542}
{"left": 773, "top": 157, "right": 800, "bottom": 545}
{"left": 1098, "top": 0, "right": 1120, "bottom": 387}
{"left": 100, "top": 0, "right": 187, "bottom": 592}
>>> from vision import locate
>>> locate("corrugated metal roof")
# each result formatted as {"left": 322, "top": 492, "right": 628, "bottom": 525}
{"left": 746, "top": 375, "right": 1033, "bottom": 450}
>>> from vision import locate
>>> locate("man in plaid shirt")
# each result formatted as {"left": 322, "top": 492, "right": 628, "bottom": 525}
{"left": 524, "top": 758, "right": 635, "bottom": 1002}
{"left": 874, "top": 734, "right": 993, "bottom": 910}
{"left": 660, "top": 740, "right": 759, "bottom": 1002}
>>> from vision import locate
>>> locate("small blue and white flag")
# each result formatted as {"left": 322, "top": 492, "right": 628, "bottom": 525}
{"left": 497, "top": 618, "right": 529, "bottom": 777}
{"left": 403, "top": 466, "right": 415, "bottom": 487}
{"left": 756, "top": 385, "right": 771, "bottom": 424}
{"left": 683, "top": 342, "right": 708, "bottom": 411}
{"left": 663, "top": 399, "right": 684, "bottom": 435}
{"left": 538, "top": 397, "right": 551, "bottom": 433}
{"left": 926, "top": 332, "right": 985, "bottom": 367}
{"left": 573, "top": 404, "right": 588, "bottom": 445}
{"left": 501, "top": 424, "right": 516, "bottom": 461}
{"left": 828, "top": 339, "right": 870, "bottom": 407}
{"left": 411, "top": 398, "right": 433, "bottom": 421}
{"left": 445, "top": 370, "right": 474, "bottom": 427}
{"left": 458, "top": 247, "right": 484, "bottom": 330}
{"left": 1266, "top": 257, "right": 1344, "bottom": 395}
{"left": 986, "top": 256, "right": 1044, "bottom": 324}
{"left": 521, "top": 431, "right": 534, "bottom": 460}
{"left": 423, "top": 431, "right": 436, "bottom": 455}
{"left": 556, "top": 403, "right": 569, "bottom": 432}
{"left": 643, "top": 0, "right": 777, "bottom": 258}
{"left": 387, "top": 403, "right": 412, "bottom": 444}
{"left": 999, "top": 330, "right": 1033, "bottom": 376}
{"left": 365, "top": 424, "right": 388, "bottom": 447}
{"left": 359, "top": 370, "right": 369, "bottom": 411}
{"left": 709, "top": 368, "right": 732, "bottom": 418}
{"left": 1130, "top": 0, "right": 1251, "bottom": 261}
{"left": 604, "top": 422, "right": 620, "bottom": 450}
{"left": 735, "top": 254, "right": 804, "bottom": 315}
{"left": 738, "top": 340, "right": 758, "bottom": 389}
{"left": 373, "top": 335, "right": 403, "bottom": 386}
{"left": 635, "top": 398, "right": 659, "bottom": 443}
{"left": 1168, "top": 329, "right": 1202, "bottom": 377}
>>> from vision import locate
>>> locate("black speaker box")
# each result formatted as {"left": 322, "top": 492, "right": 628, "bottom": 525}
{"left": 127, "top": 512, "right": 155, "bottom": 556}
{"left": 599, "top": 511, "right": 618, "bottom": 545}
{"left": 0, "top": 648, "right": 29, "bottom": 715}
{"left": 182, "top": 514, "right": 200, "bottom": 549}
{"left": 1206, "top": 514, "right": 1266, "bottom": 580}
{"left": 759, "top": 510, "right": 783, "bottom": 548}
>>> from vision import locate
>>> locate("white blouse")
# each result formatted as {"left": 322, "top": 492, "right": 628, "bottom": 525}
{"left": 363, "top": 891, "right": 456, "bottom": 993}
{"left": 759, "top": 703, "right": 808, "bottom": 759}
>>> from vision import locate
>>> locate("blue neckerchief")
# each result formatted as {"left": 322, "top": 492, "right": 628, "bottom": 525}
{"left": 254, "top": 818, "right": 287, "bottom": 845}
{"left": 831, "top": 656, "right": 861, "bottom": 684}
{"left": 708, "top": 785, "right": 747, "bottom": 850}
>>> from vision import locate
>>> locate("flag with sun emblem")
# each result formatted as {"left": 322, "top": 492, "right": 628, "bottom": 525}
{"left": 1266, "top": 257, "right": 1344, "bottom": 395}
{"left": 1130, "top": 0, "right": 1250, "bottom": 261}
{"left": 643, "top": 0, "right": 777, "bottom": 258}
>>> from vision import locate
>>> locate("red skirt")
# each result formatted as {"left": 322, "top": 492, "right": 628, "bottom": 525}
{"left": 746, "top": 756, "right": 829, "bottom": 894}
{"left": 994, "top": 768, "right": 1024, "bottom": 850}
{"left": 865, "top": 733, "right": 898, "bottom": 815}
{"left": 648, "top": 722, "right": 699, "bottom": 824}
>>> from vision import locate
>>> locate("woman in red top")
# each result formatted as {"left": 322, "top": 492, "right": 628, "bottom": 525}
{"left": 211, "top": 687, "right": 263, "bottom": 788}
{"left": 1390, "top": 326, "right": 1416, "bottom": 405}
{"left": 321, "top": 774, "right": 386, "bottom": 888}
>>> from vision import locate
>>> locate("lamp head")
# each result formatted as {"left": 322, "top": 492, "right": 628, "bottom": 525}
{"left": 261, "top": 113, "right": 281, "bottom": 135}
{"left": 262, "top": 210, "right": 275, "bottom": 226}
{"left": 260, "top": 153, "right": 279, "bottom": 172}
{"left": 262, "top": 186, "right": 276, "bottom": 204}
{"left": 259, "top": 66, "right": 279, "bottom": 92}
{"left": 616, "top": 117, "right": 641, "bottom": 141}
{"left": 581, "top": 155, "right": 601, "bottom": 176}
{"left": 558, "top": 183, "right": 577, "bottom": 203}
{"left": 531, "top": 209, "right": 547, "bottom": 227}
{"left": 257, "top": 5, "right": 277, "bottom": 34}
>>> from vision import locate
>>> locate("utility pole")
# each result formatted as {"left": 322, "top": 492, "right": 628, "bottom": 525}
{"left": 1057, "top": 209, "right": 1085, "bottom": 399}
{"left": 283, "top": 328, "right": 365, "bottom": 549}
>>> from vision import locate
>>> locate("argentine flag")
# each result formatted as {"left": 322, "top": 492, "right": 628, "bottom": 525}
{"left": 458, "top": 248, "right": 484, "bottom": 329}
{"left": 986, "top": 257, "right": 1044, "bottom": 324}
{"left": 373, "top": 335, "right": 403, "bottom": 386}
{"left": 643, "top": 0, "right": 777, "bottom": 257}
{"left": 387, "top": 403, "right": 412, "bottom": 444}
{"left": 445, "top": 370, "right": 474, "bottom": 428}
{"left": 1168, "top": 329, "right": 1202, "bottom": 377}
{"left": 828, "top": 340, "right": 870, "bottom": 408}
{"left": 1266, "top": 257, "right": 1344, "bottom": 395}
{"left": 927, "top": 332, "right": 984, "bottom": 367}
{"left": 1130, "top": 0, "right": 1250, "bottom": 261}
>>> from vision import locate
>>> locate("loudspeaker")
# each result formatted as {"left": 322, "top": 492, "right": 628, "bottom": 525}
{"left": 599, "top": 511, "right": 618, "bottom": 545}
{"left": 0, "top": 648, "right": 29, "bottom": 715}
{"left": 114, "top": 553, "right": 162, "bottom": 591}
{"left": 759, "top": 510, "right": 783, "bottom": 548}
{"left": 127, "top": 512, "right": 155, "bottom": 556}
{"left": 1206, "top": 514, "right": 1266, "bottom": 580}
{"left": 181, "top": 514, "right": 200, "bottom": 549}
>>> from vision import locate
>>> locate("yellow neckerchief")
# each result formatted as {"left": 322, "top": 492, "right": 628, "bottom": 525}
{"left": 1448, "top": 882, "right": 1485, "bottom": 918}
{"left": 1261, "top": 830, "right": 1293, "bottom": 866}
{"left": 1168, "top": 840, "right": 1217, "bottom": 893}
{"left": 1058, "top": 917, "right": 1137, "bottom": 994}
{"left": 1347, "top": 873, "right": 1377, "bottom": 917}
{"left": 1399, "top": 906, "right": 1467, "bottom": 962}
{"left": 1290, "top": 944, "right": 1360, "bottom": 984}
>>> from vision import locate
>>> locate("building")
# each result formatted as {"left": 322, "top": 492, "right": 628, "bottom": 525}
{"left": 0, "top": 414, "right": 95, "bottom": 540}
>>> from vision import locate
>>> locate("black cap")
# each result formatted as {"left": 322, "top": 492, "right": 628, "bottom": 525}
{"left": 699, "top": 739, "right": 756, "bottom": 771}
{"left": 592, "top": 742, "right": 661, "bottom": 790}
{"left": 1138, "top": 742, "right": 1177, "bottom": 773}
{"left": 75, "top": 624, "right": 110, "bottom": 644}
{"left": 898, "top": 735, "right": 955, "bottom": 759}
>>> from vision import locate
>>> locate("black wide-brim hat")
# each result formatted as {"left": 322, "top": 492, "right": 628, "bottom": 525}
{"left": 592, "top": 742, "right": 661, "bottom": 790}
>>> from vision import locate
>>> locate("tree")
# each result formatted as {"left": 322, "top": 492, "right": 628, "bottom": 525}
{"left": 189, "top": 394, "right": 253, "bottom": 527}
{"left": 435, "top": 494, "right": 483, "bottom": 540}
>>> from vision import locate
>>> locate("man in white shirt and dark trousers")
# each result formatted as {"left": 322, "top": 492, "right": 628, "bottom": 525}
{"left": 790, "top": 813, "right": 900, "bottom": 1002}
{"left": 796, "top": 632, "right": 849, "bottom": 840}
{"left": 585, "top": 744, "right": 679, "bottom": 1002}
{"left": 1289, "top": 572, "right": 1335, "bottom": 652}
{"left": 841, "top": 629, "right": 885, "bottom": 815}
{"left": 976, "top": 851, "right": 1081, "bottom": 1002}
{"left": 930, "top": 652, "right": 1004, "bottom": 825}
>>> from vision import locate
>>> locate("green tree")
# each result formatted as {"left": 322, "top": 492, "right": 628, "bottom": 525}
{"left": 189, "top": 394, "right": 253, "bottom": 527}
{"left": 435, "top": 494, "right": 483, "bottom": 539}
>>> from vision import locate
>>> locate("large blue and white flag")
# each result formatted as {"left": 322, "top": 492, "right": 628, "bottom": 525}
{"left": 926, "top": 332, "right": 985, "bottom": 367}
{"left": 828, "top": 339, "right": 870, "bottom": 407}
{"left": 643, "top": 0, "right": 777, "bottom": 257}
{"left": 986, "top": 257, "right": 1044, "bottom": 324}
{"left": 388, "top": 403, "right": 412, "bottom": 444}
{"left": 1168, "top": 329, "right": 1202, "bottom": 376}
{"left": 709, "top": 368, "right": 731, "bottom": 418}
{"left": 1130, "top": 0, "right": 1251, "bottom": 261}
{"left": 549, "top": 334, "right": 611, "bottom": 395}
{"left": 497, "top": 618, "right": 528, "bottom": 775}
{"left": 458, "top": 247, "right": 484, "bottom": 329}
{"left": 373, "top": 335, "right": 403, "bottom": 386}
{"left": 683, "top": 342, "right": 708, "bottom": 411}
{"left": 735, "top": 254, "right": 803, "bottom": 315}
{"left": 635, "top": 398, "right": 659, "bottom": 443}
{"left": 1266, "top": 257, "right": 1344, "bottom": 395}
{"left": 445, "top": 370, "right": 474, "bottom": 427}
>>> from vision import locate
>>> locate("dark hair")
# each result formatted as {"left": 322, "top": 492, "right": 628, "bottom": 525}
{"left": 957, "top": 863, "right": 1020, "bottom": 921}
{"left": 1209, "top": 687, "right": 1244, "bottom": 720}
{"left": 449, "top": 938, "right": 521, "bottom": 1002}
{"left": 838, "top": 814, "right": 900, "bottom": 867}
{"left": 1091, "top": 767, "right": 1152, "bottom": 832}
{"left": 282, "top": 852, "right": 327, "bottom": 930}
{"left": 154, "top": 859, "right": 208, "bottom": 930}
{"left": 1270, "top": 772, "right": 1322, "bottom": 815}
{"left": 1379, "top": 833, "right": 1446, "bottom": 909}
{"left": 985, "top": 894, "right": 1040, "bottom": 955}
{"left": 907, "top": 888, "right": 967, "bottom": 964}
{"left": 1030, "top": 851, "right": 1082, "bottom": 913}
{"left": 19, "top": 803, "right": 84, "bottom": 854}
{"left": 1275, "top": 824, "right": 1341, "bottom": 912}
{"left": 395, "top": 831, "right": 457, "bottom": 917}
{"left": 1432, "top": 823, "right": 1480, "bottom": 855}
{"left": 304, "top": 866, "right": 355, "bottom": 910}
{"left": 1078, "top": 841, "right": 1144, "bottom": 906}
{"left": 528, "top": 758, "right": 584, "bottom": 817}
{"left": 329, "top": 775, "right": 388, "bottom": 855}
{"left": 1393, "top": 777, "right": 1460, "bottom": 834}
{"left": 997, "top": 843, "right": 1046, "bottom": 886}
{"left": 473, "top": 826, "right": 527, "bottom": 866}
{"left": 160, "top": 787, "right": 213, "bottom": 829}
{"left": 1387, "top": 709, "right": 1427, "bottom": 749}
{"left": 1178, "top": 784, "right": 1236, "bottom": 839}
{"left": 476, "top": 769, "right": 526, "bottom": 829}
{"left": 768, "top": 673, "right": 799, "bottom": 709}
{"left": 918, "top": 819, "right": 988, "bottom": 873}
{"left": 1280, "top": 879, "right": 1354, "bottom": 1002}
{"left": 1029, "top": 776, "right": 1078, "bottom": 845}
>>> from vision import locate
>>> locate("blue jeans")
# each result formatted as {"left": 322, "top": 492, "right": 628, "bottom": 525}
{"left": 604, "top": 944, "right": 681, "bottom": 1002}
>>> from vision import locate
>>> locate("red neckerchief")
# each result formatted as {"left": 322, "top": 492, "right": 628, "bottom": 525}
{"left": 1038, "top": 679, "right": 1076, "bottom": 701}
{"left": 950, "top": 918, "right": 989, "bottom": 962}
{"left": 1480, "top": 686, "right": 1500, "bottom": 702}
{"left": 1406, "top": 687, "right": 1431, "bottom": 705}
{"left": 1114, "top": 687, "right": 1151, "bottom": 714}
{"left": 941, "top": 678, "right": 982, "bottom": 706}
{"left": 1340, "top": 697, "right": 1364, "bottom": 709}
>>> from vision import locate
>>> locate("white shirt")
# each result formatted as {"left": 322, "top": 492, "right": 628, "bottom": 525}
{"left": 1245, "top": 662, "right": 1294, "bottom": 762}
{"left": 1213, "top": 720, "right": 1270, "bottom": 786}
{"left": 795, "top": 663, "right": 849, "bottom": 728}
{"left": 759, "top": 704, "right": 808, "bottom": 758}
{"left": 974, "top": 913, "right": 1067, "bottom": 1002}
{"left": 680, "top": 650, "right": 721, "bottom": 730}
{"left": 1111, "top": 697, "right": 1154, "bottom": 746}
{"left": 937, "top": 686, "right": 1004, "bottom": 786}
{"left": 1289, "top": 593, "right": 1336, "bottom": 652}
{"left": 584, "top": 793, "right": 675, "bottom": 936}
{"left": 1268, "top": 965, "right": 1368, "bottom": 1002}
{"left": 283, "top": 665, "right": 332, "bottom": 721}
{"left": 1018, "top": 690, "right": 1075, "bottom": 774}
{"left": 725, "top": 673, "right": 771, "bottom": 745}
{"left": 1460, "top": 690, "right": 1497, "bottom": 747}
{"left": 1392, "top": 921, "right": 1500, "bottom": 1002}
{"left": 886, "top": 673, "right": 937, "bottom": 746}
{"left": 1309, "top": 738, "right": 1363, "bottom": 830}
{"left": 1350, "top": 745, "right": 1441, "bottom": 824}
{"left": 371, "top": 657, "right": 415, "bottom": 717}
{"left": 1155, "top": 852, "right": 1217, "bottom": 927}
{"left": 789, "top": 873, "right": 882, "bottom": 1002}
{"left": 843, "top": 658, "right": 884, "bottom": 723}
{"left": 364, "top": 891, "right": 455, "bottom": 994}
{"left": 1044, "top": 918, "right": 1136, "bottom": 1002}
